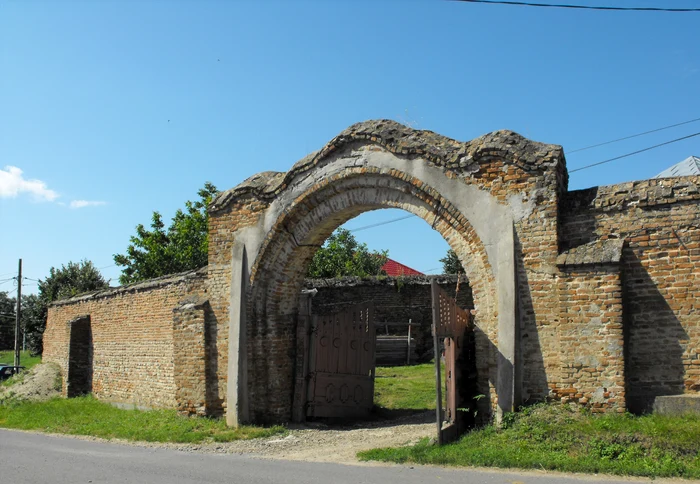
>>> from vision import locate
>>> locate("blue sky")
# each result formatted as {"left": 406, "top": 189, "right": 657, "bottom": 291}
{"left": 1, "top": 0, "right": 699, "bottom": 294}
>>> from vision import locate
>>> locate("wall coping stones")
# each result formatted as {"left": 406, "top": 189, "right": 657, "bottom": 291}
{"left": 50, "top": 267, "right": 207, "bottom": 307}
{"left": 557, "top": 239, "right": 625, "bottom": 267}
{"left": 49, "top": 270, "right": 463, "bottom": 309}
{"left": 303, "top": 274, "right": 466, "bottom": 289}
{"left": 174, "top": 297, "right": 209, "bottom": 312}
{"left": 210, "top": 119, "right": 564, "bottom": 212}
{"left": 563, "top": 176, "right": 700, "bottom": 214}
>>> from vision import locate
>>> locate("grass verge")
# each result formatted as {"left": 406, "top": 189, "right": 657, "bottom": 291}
{"left": 358, "top": 403, "right": 700, "bottom": 479}
{"left": 0, "top": 395, "right": 285, "bottom": 443}
{"left": 374, "top": 362, "right": 440, "bottom": 410}
{"left": 0, "top": 350, "right": 41, "bottom": 371}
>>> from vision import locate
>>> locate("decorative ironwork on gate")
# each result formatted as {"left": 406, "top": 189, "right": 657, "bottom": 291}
{"left": 304, "top": 303, "right": 376, "bottom": 418}
{"left": 431, "top": 279, "right": 474, "bottom": 444}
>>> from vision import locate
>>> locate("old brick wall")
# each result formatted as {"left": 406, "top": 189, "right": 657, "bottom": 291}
{"left": 40, "top": 120, "right": 699, "bottom": 423}
{"left": 173, "top": 298, "right": 208, "bottom": 415}
{"left": 209, "top": 120, "right": 566, "bottom": 423}
{"left": 43, "top": 270, "right": 207, "bottom": 409}
{"left": 306, "top": 275, "right": 473, "bottom": 360}
{"left": 561, "top": 176, "right": 700, "bottom": 412}
{"left": 205, "top": 197, "right": 269, "bottom": 419}
{"left": 556, "top": 256, "right": 626, "bottom": 412}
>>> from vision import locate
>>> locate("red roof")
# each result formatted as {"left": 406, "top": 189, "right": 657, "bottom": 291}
{"left": 381, "top": 258, "right": 423, "bottom": 277}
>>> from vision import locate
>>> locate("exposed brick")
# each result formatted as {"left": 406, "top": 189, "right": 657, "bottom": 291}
{"left": 42, "top": 120, "right": 700, "bottom": 423}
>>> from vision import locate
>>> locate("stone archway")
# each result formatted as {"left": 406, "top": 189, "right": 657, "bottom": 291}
{"left": 207, "top": 120, "right": 565, "bottom": 425}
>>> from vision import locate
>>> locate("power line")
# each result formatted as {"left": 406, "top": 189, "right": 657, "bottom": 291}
{"left": 348, "top": 214, "right": 416, "bottom": 232}
{"left": 453, "top": 0, "right": 700, "bottom": 12}
{"left": 568, "top": 117, "right": 700, "bottom": 154}
{"left": 421, "top": 267, "right": 442, "bottom": 274}
{"left": 569, "top": 131, "right": 700, "bottom": 174}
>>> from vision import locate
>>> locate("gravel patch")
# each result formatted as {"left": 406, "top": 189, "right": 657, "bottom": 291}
{"left": 204, "top": 412, "right": 435, "bottom": 463}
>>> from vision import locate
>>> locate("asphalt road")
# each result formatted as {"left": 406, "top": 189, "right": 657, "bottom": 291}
{"left": 0, "top": 429, "right": 676, "bottom": 484}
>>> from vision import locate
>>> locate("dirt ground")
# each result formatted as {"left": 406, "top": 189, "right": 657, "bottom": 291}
{"left": 0, "top": 363, "right": 61, "bottom": 403}
{"left": 171, "top": 412, "right": 436, "bottom": 463}
{"left": 2, "top": 363, "right": 434, "bottom": 464}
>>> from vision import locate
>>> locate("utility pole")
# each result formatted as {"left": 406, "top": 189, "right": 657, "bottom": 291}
{"left": 14, "top": 259, "right": 22, "bottom": 368}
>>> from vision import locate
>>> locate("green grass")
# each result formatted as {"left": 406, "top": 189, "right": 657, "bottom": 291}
{"left": 359, "top": 403, "right": 700, "bottom": 479}
{"left": 374, "top": 362, "right": 442, "bottom": 410}
{"left": 0, "top": 395, "right": 285, "bottom": 443}
{"left": 0, "top": 350, "right": 41, "bottom": 371}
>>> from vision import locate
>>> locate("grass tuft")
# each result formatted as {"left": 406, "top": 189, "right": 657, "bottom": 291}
{"left": 359, "top": 403, "right": 700, "bottom": 479}
{"left": 0, "top": 396, "right": 285, "bottom": 443}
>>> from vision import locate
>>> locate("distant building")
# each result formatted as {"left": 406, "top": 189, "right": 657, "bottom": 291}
{"left": 381, "top": 258, "right": 423, "bottom": 276}
{"left": 655, "top": 156, "right": 700, "bottom": 178}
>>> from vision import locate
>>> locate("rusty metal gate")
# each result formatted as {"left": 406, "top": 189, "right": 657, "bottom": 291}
{"left": 301, "top": 303, "right": 376, "bottom": 419}
{"left": 431, "top": 279, "right": 474, "bottom": 444}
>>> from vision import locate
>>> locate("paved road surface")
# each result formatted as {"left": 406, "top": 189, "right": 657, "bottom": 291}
{"left": 0, "top": 429, "right": 676, "bottom": 484}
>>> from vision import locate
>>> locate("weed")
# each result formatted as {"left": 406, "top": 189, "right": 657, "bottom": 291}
{"left": 359, "top": 403, "right": 700, "bottom": 479}
{"left": 0, "top": 396, "right": 285, "bottom": 444}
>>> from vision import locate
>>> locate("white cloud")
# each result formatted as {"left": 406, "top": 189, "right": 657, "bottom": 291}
{"left": 70, "top": 200, "right": 107, "bottom": 209}
{"left": 0, "top": 165, "right": 59, "bottom": 202}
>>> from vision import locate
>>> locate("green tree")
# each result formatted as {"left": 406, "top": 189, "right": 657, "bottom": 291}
{"left": 0, "top": 291, "right": 16, "bottom": 351}
{"left": 113, "top": 182, "right": 218, "bottom": 285}
{"left": 27, "top": 260, "right": 110, "bottom": 355}
{"left": 21, "top": 294, "right": 45, "bottom": 355}
{"left": 306, "top": 228, "right": 388, "bottom": 278}
{"left": 440, "top": 248, "right": 465, "bottom": 275}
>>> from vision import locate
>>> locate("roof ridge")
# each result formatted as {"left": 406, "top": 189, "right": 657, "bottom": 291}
{"left": 654, "top": 155, "right": 700, "bottom": 178}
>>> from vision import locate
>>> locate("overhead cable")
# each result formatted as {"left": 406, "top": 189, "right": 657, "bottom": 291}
{"left": 568, "top": 117, "right": 700, "bottom": 154}
{"left": 569, "top": 131, "right": 700, "bottom": 173}
{"left": 453, "top": 0, "right": 700, "bottom": 12}
{"left": 348, "top": 214, "right": 416, "bottom": 232}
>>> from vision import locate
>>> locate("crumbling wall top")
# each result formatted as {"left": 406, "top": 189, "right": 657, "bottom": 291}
{"left": 303, "top": 273, "right": 466, "bottom": 289}
{"left": 50, "top": 267, "right": 207, "bottom": 307}
{"left": 563, "top": 176, "right": 700, "bottom": 214}
{"left": 210, "top": 119, "right": 564, "bottom": 212}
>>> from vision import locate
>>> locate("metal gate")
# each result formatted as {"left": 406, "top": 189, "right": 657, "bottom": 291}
{"left": 304, "top": 303, "right": 376, "bottom": 418}
{"left": 431, "top": 280, "right": 474, "bottom": 444}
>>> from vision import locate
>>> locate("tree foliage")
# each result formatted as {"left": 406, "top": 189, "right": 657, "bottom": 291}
{"left": 0, "top": 292, "right": 41, "bottom": 353}
{"left": 25, "top": 260, "right": 110, "bottom": 355}
{"left": 113, "top": 182, "right": 218, "bottom": 285}
{"left": 20, "top": 294, "right": 43, "bottom": 355}
{"left": 0, "top": 291, "right": 16, "bottom": 351}
{"left": 440, "top": 249, "right": 465, "bottom": 275}
{"left": 38, "top": 260, "right": 109, "bottom": 303}
{"left": 306, "top": 228, "right": 388, "bottom": 278}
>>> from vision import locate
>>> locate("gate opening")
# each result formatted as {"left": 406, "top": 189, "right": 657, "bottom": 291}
{"left": 291, "top": 212, "right": 478, "bottom": 442}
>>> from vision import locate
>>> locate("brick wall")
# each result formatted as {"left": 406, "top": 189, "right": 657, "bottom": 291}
{"left": 306, "top": 275, "right": 473, "bottom": 360}
{"left": 561, "top": 176, "right": 700, "bottom": 412}
{"left": 44, "top": 270, "right": 206, "bottom": 409}
{"left": 40, "top": 120, "right": 700, "bottom": 422}
{"left": 556, "top": 261, "right": 626, "bottom": 412}
{"left": 173, "top": 298, "right": 208, "bottom": 415}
